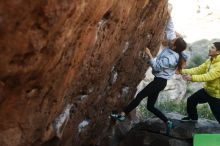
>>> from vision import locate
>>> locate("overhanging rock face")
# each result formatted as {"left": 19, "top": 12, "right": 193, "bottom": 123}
{"left": 0, "top": 0, "right": 168, "bottom": 146}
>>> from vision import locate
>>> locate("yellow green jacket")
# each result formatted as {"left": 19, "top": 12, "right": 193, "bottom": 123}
{"left": 181, "top": 55, "right": 220, "bottom": 99}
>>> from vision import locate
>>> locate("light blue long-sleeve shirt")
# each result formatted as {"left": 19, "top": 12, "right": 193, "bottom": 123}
{"left": 165, "top": 18, "right": 176, "bottom": 41}
{"left": 149, "top": 48, "right": 179, "bottom": 79}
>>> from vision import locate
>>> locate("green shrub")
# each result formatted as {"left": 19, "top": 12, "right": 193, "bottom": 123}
{"left": 186, "top": 85, "right": 195, "bottom": 95}
{"left": 137, "top": 99, "right": 215, "bottom": 121}
{"left": 197, "top": 104, "right": 215, "bottom": 120}
{"left": 187, "top": 54, "right": 205, "bottom": 68}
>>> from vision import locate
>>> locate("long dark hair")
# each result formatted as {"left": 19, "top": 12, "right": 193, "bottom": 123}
{"left": 213, "top": 42, "right": 220, "bottom": 51}
{"left": 174, "top": 37, "right": 187, "bottom": 72}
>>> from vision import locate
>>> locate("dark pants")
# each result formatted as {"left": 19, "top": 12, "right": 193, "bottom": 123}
{"left": 123, "top": 77, "right": 168, "bottom": 123}
{"left": 187, "top": 88, "right": 220, "bottom": 123}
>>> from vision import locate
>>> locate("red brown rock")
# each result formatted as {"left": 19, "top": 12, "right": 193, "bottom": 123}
{"left": 0, "top": 0, "right": 169, "bottom": 146}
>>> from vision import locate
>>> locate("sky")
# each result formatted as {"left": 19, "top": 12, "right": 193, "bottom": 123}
{"left": 169, "top": 0, "right": 220, "bottom": 43}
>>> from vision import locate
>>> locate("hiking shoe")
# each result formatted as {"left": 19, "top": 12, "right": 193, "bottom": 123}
{"left": 181, "top": 117, "right": 197, "bottom": 123}
{"left": 166, "top": 120, "right": 174, "bottom": 135}
{"left": 110, "top": 113, "right": 125, "bottom": 122}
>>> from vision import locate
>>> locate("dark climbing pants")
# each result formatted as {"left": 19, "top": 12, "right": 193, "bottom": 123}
{"left": 123, "top": 77, "right": 168, "bottom": 123}
{"left": 187, "top": 88, "right": 220, "bottom": 123}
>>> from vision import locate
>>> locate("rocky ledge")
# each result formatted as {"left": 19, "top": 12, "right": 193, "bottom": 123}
{"left": 118, "top": 113, "right": 220, "bottom": 146}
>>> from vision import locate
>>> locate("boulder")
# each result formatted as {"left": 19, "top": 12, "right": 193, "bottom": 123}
{"left": 0, "top": 1, "right": 169, "bottom": 146}
{"left": 119, "top": 113, "right": 220, "bottom": 146}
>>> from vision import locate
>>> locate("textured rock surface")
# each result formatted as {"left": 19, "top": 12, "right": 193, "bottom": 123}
{"left": 0, "top": 0, "right": 169, "bottom": 146}
{"left": 119, "top": 113, "right": 220, "bottom": 146}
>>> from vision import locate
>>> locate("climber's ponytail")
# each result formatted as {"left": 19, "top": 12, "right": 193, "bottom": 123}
{"left": 174, "top": 37, "right": 187, "bottom": 72}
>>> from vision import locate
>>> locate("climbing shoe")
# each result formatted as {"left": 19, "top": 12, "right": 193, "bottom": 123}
{"left": 110, "top": 112, "right": 125, "bottom": 122}
{"left": 181, "top": 117, "right": 197, "bottom": 123}
{"left": 166, "top": 120, "right": 174, "bottom": 136}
